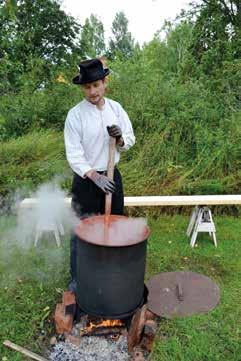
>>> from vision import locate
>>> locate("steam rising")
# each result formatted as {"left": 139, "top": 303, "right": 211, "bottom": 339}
{"left": 77, "top": 216, "right": 149, "bottom": 246}
{"left": 15, "top": 182, "right": 78, "bottom": 247}
{"left": 0, "top": 181, "right": 149, "bottom": 287}
{"left": 0, "top": 181, "right": 79, "bottom": 286}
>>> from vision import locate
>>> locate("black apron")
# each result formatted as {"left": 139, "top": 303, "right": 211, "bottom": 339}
{"left": 71, "top": 167, "right": 124, "bottom": 216}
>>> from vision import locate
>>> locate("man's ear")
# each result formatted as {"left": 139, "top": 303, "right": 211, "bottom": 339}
{"left": 103, "top": 78, "right": 107, "bottom": 88}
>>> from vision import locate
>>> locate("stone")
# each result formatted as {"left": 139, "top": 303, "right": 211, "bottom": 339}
{"left": 66, "top": 334, "right": 81, "bottom": 347}
{"left": 144, "top": 319, "right": 158, "bottom": 336}
{"left": 54, "top": 303, "right": 73, "bottom": 334}
{"left": 50, "top": 336, "right": 57, "bottom": 346}
{"left": 75, "top": 315, "right": 88, "bottom": 330}
{"left": 70, "top": 326, "right": 79, "bottom": 337}
{"left": 140, "top": 334, "right": 155, "bottom": 353}
{"left": 62, "top": 291, "right": 76, "bottom": 316}
{"left": 130, "top": 349, "right": 145, "bottom": 361}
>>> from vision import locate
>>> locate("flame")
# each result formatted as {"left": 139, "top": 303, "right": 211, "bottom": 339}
{"left": 86, "top": 319, "right": 123, "bottom": 332}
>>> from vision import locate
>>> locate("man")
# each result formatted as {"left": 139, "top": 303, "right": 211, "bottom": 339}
{"left": 64, "top": 58, "right": 135, "bottom": 291}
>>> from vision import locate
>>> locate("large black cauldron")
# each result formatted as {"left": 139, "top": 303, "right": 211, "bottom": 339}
{"left": 75, "top": 215, "right": 149, "bottom": 319}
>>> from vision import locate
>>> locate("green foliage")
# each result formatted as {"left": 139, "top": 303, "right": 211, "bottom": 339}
{"left": 0, "top": 0, "right": 240, "bottom": 199}
{"left": 79, "top": 14, "right": 106, "bottom": 58}
{"left": 108, "top": 11, "right": 135, "bottom": 59}
{"left": 2, "top": 0, "right": 79, "bottom": 64}
{"left": 0, "top": 3, "right": 241, "bottom": 358}
{"left": 0, "top": 130, "right": 70, "bottom": 197}
{"left": 153, "top": 20, "right": 194, "bottom": 75}
{"left": 0, "top": 80, "right": 82, "bottom": 139}
{"left": 188, "top": 0, "right": 241, "bottom": 75}
{"left": 0, "top": 0, "right": 80, "bottom": 91}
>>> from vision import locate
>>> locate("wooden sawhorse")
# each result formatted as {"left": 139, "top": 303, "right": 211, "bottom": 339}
{"left": 187, "top": 206, "right": 217, "bottom": 248}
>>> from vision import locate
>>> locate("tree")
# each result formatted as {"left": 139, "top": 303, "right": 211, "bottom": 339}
{"left": 108, "top": 11, "right": 135, "bottom": 59}
{"left": 0, "top": 0, "right": 80, "bottom": 70}
{"left": 189, "top": 0, "right": 241, "bottom": 74}
{"left": 79, "top": 14, "right": 106, "bottom": 58}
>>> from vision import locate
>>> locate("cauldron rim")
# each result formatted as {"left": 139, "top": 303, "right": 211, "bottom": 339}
{"left": 75, "top": 215, "right": 150, "bottom": 247}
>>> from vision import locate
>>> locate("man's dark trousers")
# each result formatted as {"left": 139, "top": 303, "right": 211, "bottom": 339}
{"left": 70, "top": 168, "right": 124, "bottom": 282}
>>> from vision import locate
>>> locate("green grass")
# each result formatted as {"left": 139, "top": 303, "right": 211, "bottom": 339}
{"left": 1, "top": 129, "right": 241, "bottom": 202}
{"left": 0, "top": 214, "right": 241, "bottom": 360}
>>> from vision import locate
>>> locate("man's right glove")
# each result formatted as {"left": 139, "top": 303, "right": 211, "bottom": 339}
{"left": 106, "top": 125, "right": 122, "bottom": 141}
{"left": 87, "top": 170, "right": 116, "bottom": 194}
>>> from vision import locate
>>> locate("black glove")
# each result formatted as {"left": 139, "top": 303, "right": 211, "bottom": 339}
{"left": 88, "top": 170, "right": 116, "bottom": 194}
{"left": 107, "top": 125, "right": 122, "bottom": 141}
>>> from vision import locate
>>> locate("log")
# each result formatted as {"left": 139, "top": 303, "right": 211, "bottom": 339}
{"left": 127, "top": 304, "right": 147, "bottom": 353}
{"left": 3, "top": 340, "right": 48, "bottom": 361}
{"left": 81, "top": 326, "right": 125, "bottom": 337}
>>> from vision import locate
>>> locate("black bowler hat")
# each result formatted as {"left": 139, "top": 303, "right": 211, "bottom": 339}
{"left": 72, "top": 58, "right": 110, "bottom": 85}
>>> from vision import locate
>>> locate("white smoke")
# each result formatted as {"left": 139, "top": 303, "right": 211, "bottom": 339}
{"left": 14, "top": 181, "right": 78, "bottom": 248}
{"left": 0, "top": 180, "right": 79, "bottom": 286}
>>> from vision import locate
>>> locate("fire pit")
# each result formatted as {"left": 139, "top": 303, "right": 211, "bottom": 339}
{"left": 53, "top": 214, "right": 154, "bottom": 359}
{"left": 53, "top": 292, "right": 157, "bottom": 361}
{"left": 75, "top": 215, "right": 150, "bottom": 319}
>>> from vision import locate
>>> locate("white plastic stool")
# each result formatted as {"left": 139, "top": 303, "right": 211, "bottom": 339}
{"left": 187, "top": 206, "right": 217, "bottom": 248}
{"left": 34, "top": 219, "right": 64, "bottom": 247}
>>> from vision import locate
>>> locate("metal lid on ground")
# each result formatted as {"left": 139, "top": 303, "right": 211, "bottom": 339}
{"left": 75, "top": 215, "right": 150, "bottom": 247}
{"left": 147, "top": 271, "right": 220, "bottom": 318}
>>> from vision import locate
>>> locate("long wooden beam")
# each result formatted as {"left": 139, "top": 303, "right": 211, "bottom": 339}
{"left": 19, "top": 194, "right": 241, "bottom": 208}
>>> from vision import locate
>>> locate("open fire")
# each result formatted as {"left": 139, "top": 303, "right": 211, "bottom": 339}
{"left": 86, "top": 318, "right": 124, "bottom": 333}
{"left": 53, "top": 292, "right": 157, "bottom": 361}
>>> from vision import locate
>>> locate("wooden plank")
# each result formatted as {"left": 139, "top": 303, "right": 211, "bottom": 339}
{"left": 3, "top": 340, "right": 48, "bottom": 361}
{"left": 20, "top": 194, "right": 241, "bottom": 209}
{"left": 124, "top": 195, "right": 241, "bottom": 206}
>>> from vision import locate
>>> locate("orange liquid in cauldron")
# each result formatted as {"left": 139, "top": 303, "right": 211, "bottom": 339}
{"left": 75, "top": 215, "right": 150, "bottom": 247}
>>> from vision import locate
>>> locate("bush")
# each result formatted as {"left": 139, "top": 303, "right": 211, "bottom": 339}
{"left": 0, "top": 82, "right": 82, "bottom": 140}
{"left": 0, "top": 130, "right": 71, "bottom": 198}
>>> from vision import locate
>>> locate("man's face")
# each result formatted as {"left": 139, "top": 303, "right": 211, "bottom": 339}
{"left": 82, "top": 79, "right": 106, "bottom": 106}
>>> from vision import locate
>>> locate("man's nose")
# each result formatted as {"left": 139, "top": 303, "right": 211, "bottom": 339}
{"left": 89, "top": 87, "right": 96, "bottom": 95}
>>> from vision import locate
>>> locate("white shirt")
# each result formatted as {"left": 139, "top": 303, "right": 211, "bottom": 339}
{"left": 64, "top": 98, "right": 135, "bottom": 178}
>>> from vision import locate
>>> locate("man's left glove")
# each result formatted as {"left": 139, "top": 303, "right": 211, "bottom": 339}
{"left": 87, "top": 170, "right": 116, "bottom": 194}
{"left": 107, "top": 125, "right": 122, "bottom": 141}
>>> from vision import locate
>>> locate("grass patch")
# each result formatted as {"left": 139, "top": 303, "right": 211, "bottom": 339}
{"left": 1, "top": 129, "right": 240, "bottom": 210}
{"left": 0, "top": 214, "right": 241, "bottom": 360}
{"left": 0, "top": 130, "right": 70, "bottom": 198}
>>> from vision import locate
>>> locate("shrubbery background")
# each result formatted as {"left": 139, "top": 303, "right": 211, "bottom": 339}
{"left": 0, "top": 0, "right": 240, "bottom": 204}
